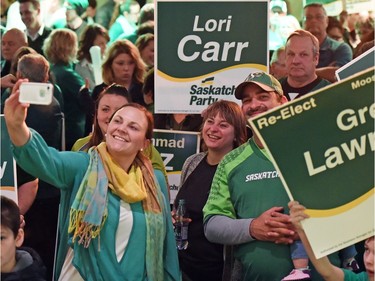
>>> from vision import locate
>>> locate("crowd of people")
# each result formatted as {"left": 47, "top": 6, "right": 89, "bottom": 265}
{"left": 1, "top": 0, "right": 374, "bottom": 281}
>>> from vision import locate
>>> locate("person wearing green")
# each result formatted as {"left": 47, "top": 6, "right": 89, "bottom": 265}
{"left": 43, "top": 28, "right": 85, "bottom": 150}
{"left": 203, "top": 72, "right": 340, "bottom": 281}
{"left": 4, "top": 80, "right": 180, "bottom": 281}
{"left": 71, "top": 84, "right": 169, "bottom": 192}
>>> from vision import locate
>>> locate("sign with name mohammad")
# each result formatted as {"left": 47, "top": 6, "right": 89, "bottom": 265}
{"left": 249, "top": 68, "right": 374, "bottom": 258}
{"left": 155, "top": 0, "right": 268, "bottom": 113}
{"left": 152, "top": 129, "right": 201, "bottom": 204}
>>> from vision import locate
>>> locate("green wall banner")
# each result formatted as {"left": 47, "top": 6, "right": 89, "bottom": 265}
{"left": 0, "top": 115, "right": 18, "bottom": 204}
{"left": 152, "top": 129, "right": 201, "bottom": 203}
{"left": 155, "top": 0, "right": 268, "bottom": 113}
{"left": 250, "top": 68, "right": 374, "bottom": 258}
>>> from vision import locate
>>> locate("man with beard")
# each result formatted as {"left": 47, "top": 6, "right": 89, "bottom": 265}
{"left": 203, "top": 72, "right": 341, "bottom": 281}
{"left": 280, "top": 29, "right": 330, "bottom": 101}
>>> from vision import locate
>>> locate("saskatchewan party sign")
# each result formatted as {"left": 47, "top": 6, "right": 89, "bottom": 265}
{"left": 155, "top": 0, "right": 268, "bottom": 113}
{"left": 249, "top": 68, "right": 374, "bottom": 258}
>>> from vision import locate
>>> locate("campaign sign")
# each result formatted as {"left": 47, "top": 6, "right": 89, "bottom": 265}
{"left": 249, "top": 68, "right": 374, "bottom": 258}
{"left": 152, "top": 129, "right": 201, "bottom": 203}
{"left": 0, "top": 115, "right": 18, "bottom": 203}
{"left": 336, "top": 46, "right": 375, "bottom": 81}
{"left": 155, "top": 0, "right": 268, "bottom": 113}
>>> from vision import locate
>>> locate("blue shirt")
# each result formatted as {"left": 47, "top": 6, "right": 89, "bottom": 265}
{"left": 318, "top": 36, "right": 353, "bottom": 68}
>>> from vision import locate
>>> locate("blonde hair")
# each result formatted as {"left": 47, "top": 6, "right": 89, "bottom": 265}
{"left": 101, "top": 39, "right": 146, "bottom": 85}
{"left": 43, "top": 28, "right": 78, "bottom": 64}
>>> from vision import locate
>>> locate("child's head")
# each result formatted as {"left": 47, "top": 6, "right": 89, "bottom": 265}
{"left": 1, "top": 196, "right": 24, "bottom": 273}
{"left": 364, "top": 236, "right": 374, "bottom": 281}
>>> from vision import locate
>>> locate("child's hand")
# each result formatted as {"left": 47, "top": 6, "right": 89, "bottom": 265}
{"left": 288, "top": 201, "right": 309, "bottom": 231}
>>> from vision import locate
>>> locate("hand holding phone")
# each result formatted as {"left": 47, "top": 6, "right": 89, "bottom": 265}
{"left": 19, "top": 82, "right": 53, "bottom": 105}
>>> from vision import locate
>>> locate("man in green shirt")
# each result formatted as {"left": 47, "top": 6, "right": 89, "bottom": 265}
{"left": 203, "top": 72, "right": 340, "bottom": 281}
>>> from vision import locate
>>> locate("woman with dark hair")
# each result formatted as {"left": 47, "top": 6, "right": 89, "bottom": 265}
{"left": 173, "top": 100, "right": 247, "bottom": 281}
{"left": 76, "top": 23, "right": 109, "bottom": 90}
{"left": 72, "top": 83, "right": 168, "bottom": 200}
{"left": 72, "top": 84, "right": 132, "bottom": 152}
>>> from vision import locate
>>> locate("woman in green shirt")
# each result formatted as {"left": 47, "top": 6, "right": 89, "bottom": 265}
{"left": 4, "top": 80, "right": 180, "bottom": 281}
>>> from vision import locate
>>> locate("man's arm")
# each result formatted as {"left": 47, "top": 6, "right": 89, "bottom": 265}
{"left": 205, "top": 207, "right": 296, "bottom": 245}
{"left": 289, "top": 201, "right": 345, "bottom": 281}
{"left": 203, "top": 151, "right": 295, "bottom": 246}
{"left": 204, "top": 215, "right": 254, "bottom": 245}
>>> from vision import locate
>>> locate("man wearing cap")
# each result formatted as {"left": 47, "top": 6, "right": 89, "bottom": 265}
{"left": 269, "top": 0, "right": 300, "bottom": 52}
{"left": 203, "top": 72, "right": 340, "bottom": 281}
{"left": 64, "top": 0, "right": 89, "bottom": 39}
{"left": 280, "top": 29, "right": 331, "bottom": 100}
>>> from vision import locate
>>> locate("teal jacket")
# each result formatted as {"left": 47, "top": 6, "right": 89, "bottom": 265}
{"left": 12, "top": 129, "right": 181, "bottom": 281}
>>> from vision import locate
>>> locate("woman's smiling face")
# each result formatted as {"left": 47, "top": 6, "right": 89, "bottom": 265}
{"left": 97, "top": 94, "right": 129, "bottom": 135}
{"left": 106, "top": 106, "right": 148, "bottom": 159}
{"left": 202, "top": 113, "right": 235, "bottom": 154}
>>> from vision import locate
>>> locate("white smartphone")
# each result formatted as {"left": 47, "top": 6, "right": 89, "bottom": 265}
{"left": 19, "top": 82, "right": 54, "bottom": 105}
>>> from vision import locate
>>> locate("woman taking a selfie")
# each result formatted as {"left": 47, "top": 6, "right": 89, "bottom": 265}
{"left": 4, "top": 79, "right": 180, "bottom": 281}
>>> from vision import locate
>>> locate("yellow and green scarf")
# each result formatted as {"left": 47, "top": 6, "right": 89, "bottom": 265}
{"left": 69, "top": 142, "right": 166, "bottom": 280}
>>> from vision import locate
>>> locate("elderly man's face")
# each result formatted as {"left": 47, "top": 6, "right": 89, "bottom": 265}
{"left": 285, "top": 36, "right": 319, "bottom": 82}
{"left": 1, "top": 31, "right": 27, "bottom": 61}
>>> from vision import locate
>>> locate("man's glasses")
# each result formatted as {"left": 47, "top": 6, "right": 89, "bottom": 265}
{"left": 304, "top": 15, "right": 326, "bottom": 21}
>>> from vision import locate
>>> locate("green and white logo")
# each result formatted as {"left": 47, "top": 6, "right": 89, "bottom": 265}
{"left": 155, "top": 0, "right": 268, "bottom": 113}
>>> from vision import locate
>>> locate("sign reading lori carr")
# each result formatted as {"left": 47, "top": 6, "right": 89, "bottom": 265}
{"left": 155, "top": 0, "right": 268, "bottom": 113}
{"left": 249, "top": 68, "right": 375, "bottom": 259}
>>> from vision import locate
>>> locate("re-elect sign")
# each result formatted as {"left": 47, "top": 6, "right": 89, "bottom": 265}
{"left": 250, "top": 68, "right": 374, "bottom": 258}
{"left": 155, "top": 0, "right": 268, "bottom": 113}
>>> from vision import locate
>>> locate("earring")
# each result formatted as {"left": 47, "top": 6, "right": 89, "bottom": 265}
{"left": 140, "top": 148, "right": 143, "bottom": 152}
